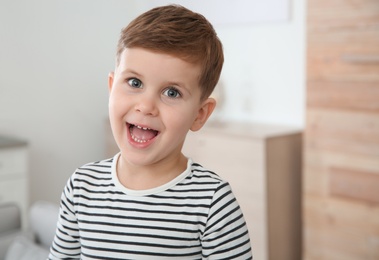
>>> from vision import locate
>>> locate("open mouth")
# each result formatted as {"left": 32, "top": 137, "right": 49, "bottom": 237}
{"left": 128, "top": 123, "right": 159, "bottom": 143}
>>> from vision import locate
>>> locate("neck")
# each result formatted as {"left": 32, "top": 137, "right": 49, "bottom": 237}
{"left": 116, "top": 153, "right": 188, "bottom": 190}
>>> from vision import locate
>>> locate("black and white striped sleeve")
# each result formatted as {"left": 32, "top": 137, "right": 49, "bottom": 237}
{"left": 49, "top": 174, "right": 81, "bottom": 259}
{"left": 201, "top": 182, "right": 252, "bottom": 259}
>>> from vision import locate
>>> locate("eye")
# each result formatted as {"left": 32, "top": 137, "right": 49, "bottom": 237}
{"left": 128, "top": 78, "right": 142, "bottom": 88}
{"left": 163, "top": 87, "right": 181, "bottom": 98}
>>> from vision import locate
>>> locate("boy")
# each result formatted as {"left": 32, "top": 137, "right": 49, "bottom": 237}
{"left": 49, "top": 4, "right": 252, "bottom": 259}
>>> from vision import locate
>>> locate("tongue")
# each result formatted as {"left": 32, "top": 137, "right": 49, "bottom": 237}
{"left": 131, "top": 126, "right": 157, "bottom": 141}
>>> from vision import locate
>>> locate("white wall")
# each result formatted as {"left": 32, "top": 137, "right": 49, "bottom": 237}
{"left": 0, "top": 0, "right": 305, "bottom": 205}
{"left": 0, "top": 0, "right": 137, "bottom": 204}
{"left": 217, "top": 0, "right": 306, "bottom": 126}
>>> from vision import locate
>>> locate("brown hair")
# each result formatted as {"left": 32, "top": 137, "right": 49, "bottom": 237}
{"left": 116, "top": 4, "right": 224, "bottom": 101}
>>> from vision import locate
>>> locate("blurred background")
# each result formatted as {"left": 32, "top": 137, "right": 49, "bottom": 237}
{"left": 0, "top": 0, "right": 378, "bottom": 259}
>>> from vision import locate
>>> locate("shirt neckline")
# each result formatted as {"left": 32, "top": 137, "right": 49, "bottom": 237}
{"left": 111, "top": 153, "right": 192, "bottom": 196}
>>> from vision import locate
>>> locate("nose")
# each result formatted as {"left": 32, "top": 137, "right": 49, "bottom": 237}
{"left": 134, "top": 92, "right": 159, "bottom": 116}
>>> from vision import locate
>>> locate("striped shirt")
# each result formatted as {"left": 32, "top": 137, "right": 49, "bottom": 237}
{"left": 49, "top": 153, "right": 252, "bottom": 259}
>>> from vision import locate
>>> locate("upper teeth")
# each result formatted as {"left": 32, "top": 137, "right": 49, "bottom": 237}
{"left": 136, "top": 125, "right": 150, "bottom": 130}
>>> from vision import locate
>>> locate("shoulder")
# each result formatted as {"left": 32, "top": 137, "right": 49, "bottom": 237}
{"left": 78, "top": 157, "right": 113, "bottom": 173}
{"left": 188, "top": 162, "right": 224, "bottom": 183}
{"left": 61, "top": 156, "right": 120, "bottom": 202}
{"left": 67, "top": 157, "right": 114, "bottom": 189}
{"left": 184, "top": 161, "right": 232, "bottom": 194}
{"left": 190, "top": 162, "right": 223, "bottom": 181}
{"left": 189, "top": 161, "right": 238, "bottom": 201}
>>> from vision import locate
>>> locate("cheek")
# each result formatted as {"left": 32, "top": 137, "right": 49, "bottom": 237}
{"left": 108, "top": 97, "right": 119, "bottom": 121}
{"left": 164, "top": 106, "right": 198, "bottom": 133}
{"left": 109, "top": 92, "right": 129, "bottom": 116}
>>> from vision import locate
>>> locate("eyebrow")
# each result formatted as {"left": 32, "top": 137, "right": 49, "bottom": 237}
{"left": 119, "top": 68, "right": 142, "bottom": 78}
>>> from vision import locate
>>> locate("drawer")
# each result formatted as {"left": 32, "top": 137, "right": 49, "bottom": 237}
{"left": 184, "top": 132, "right": 265, "bottom": 194}
{"left": 0, "top": 178, "right": 29, "bottom": 228}
{"left": 0, "top": 178, "right": 28, "bottom": 204}
{"left": 0, "top": 178, "right": 29, "bottom": 229}
{"left": 0, "top": 147, "right": 28, "bottom": 177}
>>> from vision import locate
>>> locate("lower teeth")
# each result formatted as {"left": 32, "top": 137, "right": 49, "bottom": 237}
{"left": 131, "top": 135, "right": 147, "bottom": 143}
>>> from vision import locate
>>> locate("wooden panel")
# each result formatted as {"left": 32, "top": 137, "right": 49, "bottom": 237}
{"left": 303, "top": 160, "right": 329, "bottom": 197}
{"left": 307, "top": 47, "right": 379, "bottom": 82}
{"left": 304, "top": 195, "right": 379, "bottom": 260}
{"left": 306, "top": 109, "right": 379, "bottom": 155}
{"left": 307, "top": 0, "right": 379, "bottom": 42}
{"left": 305, "top": 0, "right": 379, "bottom": 259}
{"left": 305, "top": 146, "right": 379, "bottom": 174}
{"left": 329, "top": 167, "right": 379, "bottom": 204}
{"left": 307, "top": 81, "right": 379, "bottom": 113}
{"left": 307, "top": 0, "right": 379, "bottom": 82}
{"left": 307, "top": 0, "right": 379, "bottom": 20}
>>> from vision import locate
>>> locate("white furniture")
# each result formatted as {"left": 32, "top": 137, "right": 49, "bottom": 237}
{"left": 0, "top": 136, "right": 29, "bottom": 229}
{"left": 182, "top": 122, "right": 302, "bottom": 260}
{"left": 0, "top": 201, "right": 59, "bottom": 260}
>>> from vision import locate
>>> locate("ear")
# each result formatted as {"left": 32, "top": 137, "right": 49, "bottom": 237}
{"left": 108, "top": 72, "right": 114, "bottom": 93}
{"left": 190, "top": 98, "right": 216, "bottom": 132}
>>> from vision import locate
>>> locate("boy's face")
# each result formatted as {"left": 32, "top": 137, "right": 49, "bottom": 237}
{"left": 108, "top": 48, "right": 215, "bottom": 168}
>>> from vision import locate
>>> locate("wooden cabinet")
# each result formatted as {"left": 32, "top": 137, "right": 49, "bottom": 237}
{"left": 183, "top": 122, "right": 302, "bottom": 260}
{"left": 0, "top": 136, "right": 28, "bottom": 229}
